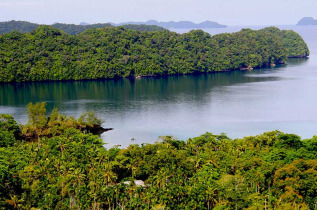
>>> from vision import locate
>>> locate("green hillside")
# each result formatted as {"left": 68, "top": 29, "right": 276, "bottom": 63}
{"left": 0, "top": 26, "right": 309, "bottom": 82}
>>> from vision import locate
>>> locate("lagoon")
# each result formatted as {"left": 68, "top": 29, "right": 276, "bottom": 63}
{"left": 1, "top": 25, "right": 317, "bottom": 147}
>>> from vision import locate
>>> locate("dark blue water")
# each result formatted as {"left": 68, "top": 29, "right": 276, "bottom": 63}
{"left": 1, "top": 25, "right": 317, "bottom": 147}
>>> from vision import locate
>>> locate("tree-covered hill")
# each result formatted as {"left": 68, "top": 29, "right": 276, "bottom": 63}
{"left": 261, "top": 27, "right": 310, "bottom": 58}
{"left": 0, "top": 20, "right": 39, "bottom": 34}
{"left": 1, "top": 103, "right": 317, "bottom": 209}
{"left": 0, "top": 20, "right": 112, "bottom": 35}
{"left": 120, "top": 24, "right": 166, "bottom": 32}
{"left": 0, "top": 26, "right": 309, "bottom": 82}
{"left": 0, "top": 20, "right": 166, "bottom": 35}
{"left": 50, "top": 23, "right": 112, "bottom": 35}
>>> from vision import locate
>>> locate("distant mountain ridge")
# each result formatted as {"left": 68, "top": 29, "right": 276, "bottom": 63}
{"left": 0, "top": 20, "right": 112, "bottom": 35}
{"left": 0, "top": 20, "right": 227, "bottom": 35}
{"left": 79, "top": 22, "right": 90, "bottom": 26}
{"left": 0, "top": 20, "right": 165, "bottom": 35}
{"left": 115, "top": 20, "right": 227, "bottom": 28}
{"left": 297, "top": 17, "right": 317, "bottom": 25}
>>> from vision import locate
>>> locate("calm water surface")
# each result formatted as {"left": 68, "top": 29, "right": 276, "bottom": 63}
{"left": 1, "top": 25, "right": 317, "bottom": 147}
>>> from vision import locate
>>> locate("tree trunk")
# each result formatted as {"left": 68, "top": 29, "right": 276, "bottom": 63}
{"left": 37, "top": 133, "right": 40, "bottom": 149}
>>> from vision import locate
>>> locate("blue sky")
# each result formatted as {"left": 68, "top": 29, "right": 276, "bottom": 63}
{"left": 1, "top": 0, "right": 316, "bottom": 25}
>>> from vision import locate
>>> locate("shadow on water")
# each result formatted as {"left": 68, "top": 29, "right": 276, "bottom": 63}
{"left": 0, "top": 25, "right": 316, "bottom": 146}
{"left": 287, "top": 57, "right": 310, "bottom": 66}
{"left": 0, "top": 68, "right": 283, "bottom": 110}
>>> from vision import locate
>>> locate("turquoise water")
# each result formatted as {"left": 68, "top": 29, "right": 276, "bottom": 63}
{"left": 1, "top": 25, "right": 317, "bottom": 147}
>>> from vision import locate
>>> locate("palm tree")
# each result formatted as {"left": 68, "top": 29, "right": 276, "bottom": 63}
{"left": 5, "top": 195, "right": 24, "bottom": 209}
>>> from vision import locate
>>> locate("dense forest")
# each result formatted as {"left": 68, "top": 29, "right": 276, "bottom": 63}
{"left": 0, "top": 26, "right": 309, "bottom": 83}
{"left": 1, "top": 103, "right": 317, "bottom": 209}
{"left": 0, "top": 20, "right": 165, "bottom": 35}
{"left": 119, "top": 24, "right": 166, "bottom": 32}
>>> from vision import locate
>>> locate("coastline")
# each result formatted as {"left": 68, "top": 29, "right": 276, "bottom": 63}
{"left": 0, "top": 58, "right": 305, "bottom": 84}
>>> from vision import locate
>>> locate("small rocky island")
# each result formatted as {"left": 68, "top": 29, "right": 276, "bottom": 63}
{"left": 297, "top": 17, "right": 317, "bottom": 25}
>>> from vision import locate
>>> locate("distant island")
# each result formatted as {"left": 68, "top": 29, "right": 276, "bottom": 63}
{"left": 115, "top": 20, "right": 227, "bottom": 29}
{"left": 0, "top": 20, "right": 165, "bottom": 35}
{"left": 297, "top": 17, "right": 317, "bottom": 25}
{"left": 79, "top": 22, "right": 90, "bottom": 26}
{"left": 0, "top": 26, "right": 309, "bottom": 83}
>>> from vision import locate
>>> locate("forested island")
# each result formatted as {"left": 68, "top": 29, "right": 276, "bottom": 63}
{"left": 0, "top": 20, "right": 165, "bottom": 35}
{"left": 1, "top": 103, "right": 317, "bottom": 209}
{"left": 0, "top": 26, "right": 309, "bottom": 83}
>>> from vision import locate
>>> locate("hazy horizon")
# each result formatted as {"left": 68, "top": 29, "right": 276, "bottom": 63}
{"left": 1, "top": 0, "right": 317, "bottom": 26}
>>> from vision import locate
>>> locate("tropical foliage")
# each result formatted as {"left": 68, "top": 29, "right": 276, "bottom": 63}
{"left": 261, "top": 27, "right": 310, "bottom": 58}
{"left": 1, "top": 103, "right": 317, "bottom": 209}
{"left": 121, "top": 24, "right": 166, "bottom": 32}
{"left": 0, "top": 26, "right": 309, "bottom": 82}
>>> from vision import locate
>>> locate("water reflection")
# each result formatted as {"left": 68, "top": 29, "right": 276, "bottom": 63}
{"left": 0, "top": 26, "right": 316, "bottom": 147}
{"left": 0, "top": 69, "right": 283, "bottom": 108}
{"left": 287, "top": 57, "right": 310, "bottom": 66}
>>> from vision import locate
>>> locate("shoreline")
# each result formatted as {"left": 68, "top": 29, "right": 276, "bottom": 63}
{"left": 0, "top": 58, "right": 307, "bottom": 85}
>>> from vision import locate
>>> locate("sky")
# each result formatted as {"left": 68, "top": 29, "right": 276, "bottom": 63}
{"left": 0, "top": 0, "right": 317, "bottom": 26}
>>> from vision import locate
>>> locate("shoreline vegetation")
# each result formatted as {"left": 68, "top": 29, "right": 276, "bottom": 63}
{"left": 0, "top": 25, "right": 309, "bottom": 83}
{"left": 1, "top": 103, "right": 317, "bottom": 209}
